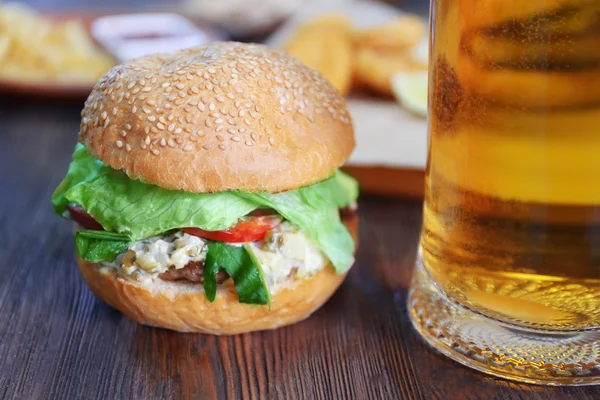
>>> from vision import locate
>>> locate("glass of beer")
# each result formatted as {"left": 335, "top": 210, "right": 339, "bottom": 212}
{"left": 408, "top": 0, "right": 600, "bottom": 385}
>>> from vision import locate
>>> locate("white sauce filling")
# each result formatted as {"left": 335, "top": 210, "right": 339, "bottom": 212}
{"left": 248, "top": 222, "right": 328, "bottom": 294}
{"left": 101, "top": 222, "right": 329, "bottom": 294}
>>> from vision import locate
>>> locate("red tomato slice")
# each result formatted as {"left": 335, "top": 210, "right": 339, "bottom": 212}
{"left": 182, "top": 216, "right": 279, "bottom": 243}
{"left": 67, "top": 205, "right": 104, "bottom": 231}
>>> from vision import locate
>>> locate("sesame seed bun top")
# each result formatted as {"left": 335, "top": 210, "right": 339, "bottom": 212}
{"left": 79, "top": 42, "right": 355, "bottom": 193}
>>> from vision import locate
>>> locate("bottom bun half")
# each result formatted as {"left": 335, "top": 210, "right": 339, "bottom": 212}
{"left": 76, "top": 215, "right": 357, "bottom": 334}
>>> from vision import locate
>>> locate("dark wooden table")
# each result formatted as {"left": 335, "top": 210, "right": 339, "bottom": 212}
{"left": 1, "top": 99, "right": 599, "bottom": 400}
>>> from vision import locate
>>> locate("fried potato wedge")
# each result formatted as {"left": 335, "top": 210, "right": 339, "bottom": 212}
{"left": 284, "top": 14, "right": 353, "bottom": 95}
{"left": 354, "top": 47, "right": 425, "bottom": 97}
{"left": 353, "top": 15, "right": 426, "bottom": 53}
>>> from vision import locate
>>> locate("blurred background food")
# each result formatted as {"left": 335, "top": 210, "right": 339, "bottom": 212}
{"left": 0, "top": 3, "right": 114, "bottom": 85}
{"left": 181, "top": 0, "right": 304, "bottom": 38}
{"left": 0, "top": 0, "right": 430, "bottom": 197}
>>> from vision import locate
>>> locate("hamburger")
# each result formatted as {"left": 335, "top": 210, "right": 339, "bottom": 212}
{"left": 51, "top": 42, "right": 358, "bottom": 334}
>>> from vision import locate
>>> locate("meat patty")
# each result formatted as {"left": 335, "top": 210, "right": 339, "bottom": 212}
{"left": 159, "top": 261, "right": 229, "bottom": 283}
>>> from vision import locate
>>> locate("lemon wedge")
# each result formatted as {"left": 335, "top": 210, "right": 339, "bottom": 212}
{"left": 391, "top": 70, "right": 428, "bottom": 118}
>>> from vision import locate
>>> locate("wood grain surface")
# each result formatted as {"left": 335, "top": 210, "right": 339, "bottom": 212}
{"left": 1, "top": 100, "right": 600, "bottom": 399}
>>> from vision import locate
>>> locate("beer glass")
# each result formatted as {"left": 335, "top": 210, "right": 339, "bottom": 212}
{"left": 408, "top": 0, "right": 600, "bottom": 385}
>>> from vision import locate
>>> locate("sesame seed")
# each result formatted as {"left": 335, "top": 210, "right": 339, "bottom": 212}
{"left": 120, "top": 130, "right": 127, "bottom": 137}
{"left": 157, "top": 122, "right": 165, "bottom": 130}
{"left": 143, "top": 107, "right": 150, "bottom": 114}
{"left": 216, "top": 135, "right": 225, "bottom": 141}
{"left": 125, "top": 124, "right": 132, "bottom": 130}
{"left": 218, "top": 144, "right": 227, "bottom": 150}
{"left": 174, "top": 128, "right": 182, "bottom": 134}
{"left": 175, "top": 138, "right": 183, "bottom": 144}
{"left": 215, "top": 118, "right": 223, "bottom": 124}
{"left": 112, "top": 107, "right": 118, "bottom": 116}
{"left": 132, "top": 87, "right": 140, "bottom": 94}
{"left": 245, "top": 140, "right": 254, "bottom": 146}
{"left": 116, "top": 140, "right": 123, "bottom": 148}
{"left": 208, "top": 102, "right": 215, "bottom": 111}
{"left": 151, "top": 126, "right": 158, "bottom": 134}
{"left": 232, "top": 136, "right": 241, "bottom": 142}
{"left": 216, "top": 94, "right": 226, "bottom": 103}
{"left": 251, "top": 132, "right": 257, "bottom": 140}
{"left": 127, "top": 81, "right": 135, "bottom": 89}
{"left": 147, "top": 100, "right": 156, "bottom": 106}
{"left": 162, "top": 82, "right": 170, "bottom": 88}
{"left": 175, "top": 83, "right": 185, "bottom": 90}
{"left": 184, "top": 125, "right": 193, "bottom": 133}
{"left": 202, "top": 144, "right": 211, "bottom": 150}
{"left": 167, "top": 138, "right": 175, "bottom": 147}
{"left": 103, "top": 118, "right": 110, "bottom": 128}
{"left": 132, "top": 106, "right": 137, "bottom": 113}
{"left": 239, "top": 127, "right": 247, "bottom": 133}
{"left": 148, "top": 116, "right": 156, "bottom": 122}
{"left": 168, "top": 124, "right": 175, "bottom": 132}
{"left": 101, "top": 111, "right": 108, "bottom": 120}
{"left": 227, "top": 128, "right": 236, "bottom": 134}
{"left": 160, "top": 138, "right": 166, "bottom": 146}
{"left": 126, "top": 144, "right": 132, "bottom": 151}
{"left": 145, "top": 136, "right": 151, "bottom": 145}
{"left": 244, "top": 118, "right": 251, "bottom": 125}
{"left": 269, "top": 137, "right": 275, "bottom": 145}
{"left": 183, "top": 145, "right": 193, "bottom": 151}
{"left": 151, "top": 149, "right": 160, "bottom": 155}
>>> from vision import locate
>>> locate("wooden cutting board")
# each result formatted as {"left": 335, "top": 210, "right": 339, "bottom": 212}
{"left": 267, "top": 1, "right": 428, "bottom": 197}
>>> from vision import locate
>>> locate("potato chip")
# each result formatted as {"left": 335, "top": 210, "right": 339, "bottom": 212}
{"left": 0, "top": 3, "right": 114, "bottom": 84}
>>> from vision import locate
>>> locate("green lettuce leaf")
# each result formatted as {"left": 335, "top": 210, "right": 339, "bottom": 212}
{"left": 75, "top": 230, "right": 131, "bottom": 263}
{"left": 65, "top": 169, "right": 259, "bottom": 240}
{"left": 54, "top": 146, "right": 358, "bottom": 272}
{"left": 236, "top": 175, "right": 356, "bottom": 273}
{"left": 204, "top": 242, "right": 271, "bottom": 305}
{"left": 51, "top": 143, "right": 105, "bottom": 214}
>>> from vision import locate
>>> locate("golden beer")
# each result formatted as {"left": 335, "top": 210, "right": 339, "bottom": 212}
{"left": 421, "top": 0, "right": 600, "bottom": 333}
